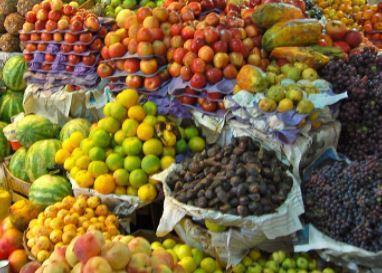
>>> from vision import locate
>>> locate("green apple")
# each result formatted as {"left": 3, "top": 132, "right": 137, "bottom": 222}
{"left": 115, "top": 6, "right": 123, "bottom": 15}
{"left": 322, "top": 268, "right": 335, "bottom": 273}
{"left": 178, "top": 257, "right": 197, "bottom": 273}
{"left": 246, "top": 264, "right": 262, "bottom": 273}
{"left": 151, "top": 241, "right": 163, "bottom": 250}
{"left": 296, "top": 257, "right": 309, "bottom": 270}
{"left": 200, "top": 257, "right": 217, "bottom": 273}
{"left": 271, "top": 251, "right": 286, "bottom": 263}
{"left": 122, "top": 0, "right": 136, "bottom": 8}
{"left": 232, "top": 264, "right": 245, "bottom": 273}
{"left": 175, "top": 245, "right": 192, "bottom": 259}
{"left": 281, "top": 258, "right": 296, "bottom": 269}
{"left": 145, "top": 1, "right": 156, "bottom": 7}
{"left": 192, "top": 248, "right": 204, "bottom": 266}
{"left": 265, "top": 261, "right": 279, "bottom": 272}
{"left": 111, "top": 0, "right": 121, "bottom": 7}
{"left": 162, "top": 238, "right": 177, "bottom": 249}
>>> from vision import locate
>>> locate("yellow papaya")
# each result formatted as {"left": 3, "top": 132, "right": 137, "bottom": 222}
{"left": 270, "top": 47, "right": 330, "bottom": 69}
{"left": 252, "top": 3, "right": 304, "bottom": 29}
{"left": 262, "top": 19, "right": 323, "bottom": 52}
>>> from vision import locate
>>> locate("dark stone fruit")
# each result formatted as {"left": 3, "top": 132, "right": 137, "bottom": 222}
{"left": 197, "top": 189, "right": 206, "bottom": 198}
{"left": 230, "top": 198, "right": 239, "bottom": 207}
{"left": 215, "top": 152, "right": 223, "bottom": 160}
{"left": 248, "top": 203, "right": 259, "bottom": 213}
{"left": 245, "top": 163, "right": 262, "bottom": 174}
{"left": 189, "top": 162, "right": 202, "bottom": 173}
{"left": 236, "top": 183, "right": 248, "bottom": 196}
{"left": 248, "top": 183, "right": 260, "bottom": 193}
{"left": 219, "top": 204, "right": 231, "bottom": 213}
{"left": 259, "top": 182, "right": 267, "bottom": 195}
{"left": 210, "top": 166, "right": 219, "bottom": 174}
{"left": 185, "top": 172, "right": 194, "bottom": 182}
{"left": 186, "top": 191, "right": 196, "bottom": 200}
{"left": 236, "top": 167, "right": 246, "bottom": 177}
{"left": 196, "top": 197, "right": 208, "bottom": 208}
{"left": 248, "top": 193, "right": 261, "bottom": 202}
{"left": 207, "top": 145, "right": 220, "bottom": 157}
{"left": 205, "top": 189, "right": 214, "bottom": 199}
{"left": 262, "top": 167, "right": 272, "bottom": 178}
{"left": 272, "top": 194, "right": 285, "bottom": 204}
{"left": 217, "top": 191, "right": 228, "bottom": 203}
{"left": 230, "top": 176, "right": 241, "bottom": 186}
{"left": 221, "top": 157, "right": 229, "bottom": 164}
{"left": 177, "top": 193, "right": 187, "bottom": 203}
{"left": 208, "top": 197, "right": 219, "bottom": 207}
{"left": 175, "top": 181, "right": 183, "bottom": 191}
{"left": 221, "top": 181, "right": 231, "bottom": 191}
{"left": 237, "top": 205, "right": 249, "bottom": 216}
{"left": 239, "top": 196, "right": 249, "bottom": 205}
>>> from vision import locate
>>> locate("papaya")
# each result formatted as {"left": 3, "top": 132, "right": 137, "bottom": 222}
{"left": 262, "top": 19, "right": 323, "bottom": 52}
{"left": 271, "top": 47, "right": 330, "bottom": 69}
{"left": 252, "top": 3, "right": 304, "bottom": 29}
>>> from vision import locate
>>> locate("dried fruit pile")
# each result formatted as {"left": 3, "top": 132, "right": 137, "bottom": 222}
{"left": 303, "top": 157, "right": 382, "bottom": 252}
{"left": 320, "top": 47, "right": 382, "bottom": 161}
{"left": 167, "top": 137, "right": 293, "bottom": 217}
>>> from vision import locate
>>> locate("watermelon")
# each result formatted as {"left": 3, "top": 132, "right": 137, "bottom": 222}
{"left": 2, "top": 56, "right": 27, "bottom": 91}
{"left": 25, "top": 139, "right": 61, "bottom": 182}
{"left": 9, "top": 147, "right": 28, "bottom": 181}
{"left": 0, "top": 122, "right": 10, "bottom": 161}
{"left": 0, "top": 90, "right": 24, "bottom": 123}
{"left": 60, "top": 118, "right": 91, "bottom": 141}
{"left": 16, "top": 115, "right": 60, "bottom": 148}
{"left": 29, "top": 175, "right": 72, "bottom": 208}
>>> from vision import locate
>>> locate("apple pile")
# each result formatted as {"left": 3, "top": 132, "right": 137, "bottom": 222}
{"left": 320, "top": 20, "right": 363, "bottom": 54}
{"left": 97, "top": 8, "right": 172, "bottom": 93}
{"left": 164, "top": 2, "right": 268, "bottom": 113}
{"left": 20, "top": 0, "right": 109, "bottom": 87}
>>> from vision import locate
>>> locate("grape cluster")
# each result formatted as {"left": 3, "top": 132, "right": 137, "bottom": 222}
{"left": 302, "top": 157, "right": 382, "bottom": 252}
{"left": 320, "top": 47, "right": 382, "bottom": 161}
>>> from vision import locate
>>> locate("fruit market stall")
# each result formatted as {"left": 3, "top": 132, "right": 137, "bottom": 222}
{"left": 0, "top": 0, "right": 382, "bottom": 273}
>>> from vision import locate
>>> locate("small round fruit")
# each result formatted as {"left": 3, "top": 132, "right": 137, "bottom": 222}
{"left": 141, "top": 155, "right": 161, "bottom": 175}
{"left": 161, "top": 156, "right": 175, "bottom": 169}
{"left": 116, "top": 89, "right": 139, "bottom": 108}
{"left": 113, "top": 169, "right": 130, "bottom": 186}
{"left": 138, "top": 184, "right": 157, "bottom": 202}
{"left": 137, "top": 123, "right": 154, "bottom": 141}
{"left": 124, "top": 156, "right": 142, "bottom": 172}
{"left": 188, "top": 137, "right": 205, "bottom": 153}
{"left": 129, "top": 169, "right": 148, "bottom": 188}
{"left": 142, "top": 138, "right": 163, "bottom": 156}
{"left": 94, "top": 174, "right": 116, "bottom": 194}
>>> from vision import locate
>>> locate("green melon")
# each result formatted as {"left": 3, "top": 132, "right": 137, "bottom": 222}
{"left": 16, "top": 115, "right": 60, "bottom": 148}
{"left": 25, "top": 139, "right": 61, "bottom": 182}
{"left": 2, "top": 56, "right": 27, "bottom": 91}
{"left": 59, "top": 118, "right": 91, "bottom": 141}
{"left": 0, "top": 90, "right": 24, "bottom": 123}
{"left": 9, "top": 147, "right": 28, "bottom": 181}
{"left": 0, "top": 121, "right": 10, "bottom": 161}
{"left": 29, "top": 175, "right": 72, "bottom": 208}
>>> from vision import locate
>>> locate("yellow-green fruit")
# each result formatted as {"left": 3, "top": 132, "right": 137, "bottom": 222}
{"left": 258, "top": 98, "right": 277, "bottom": 112}
{"left": 98, "top": 117, "right": 121, "bottom": 134}
{"left": 266, "top": 85, "right": 285, "bottom": 102}
{"left": 277, "top": 98, "right": 294, "bottom": 113}
{"left": 302, "top": 68, "right": 318, "bottom": 81}
{"left": 142, "top": 139, "right": 163, "bottom": 156}
{"left": 286, "top": 87, "right": 303, "bottom": 102}
{"left": 296, "top": 99, "right": 314, "bottom": 114}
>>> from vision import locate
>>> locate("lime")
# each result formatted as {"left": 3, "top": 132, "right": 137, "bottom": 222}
{"left": 113, "top": 169, "right": 130, "bottom": 186}
{"left": 163, "top": 146, "right": 176, "bottom": 157}
{"left": 80, "top": 138, "right": 94, "bottom": 154}
{"left": 176, "top": 139, "right": 188, "bottom": 154}
{"left": 122, "top": 119, "right": 139, "bottom": 137}
{"left": 127, "top": 186, "right": 138, "bottom": 196}
{"left": 124, "top": 156, "right": 141, "bottom": 172}
{"left": 103, "top": 102, "right": 113, "bottom": 117}
{"left": 114, "top": 130, "right": 126, "bottom": 144}
{"left": 114, "top": 145, "right": 125, "bottom": 156}
{"left": 141, "top": 155, "right": 161, "bottom": 175}
{"left": 188, "top": 137, "right": 205, "bottom": 153}
{"left": 185, "top": 126, "right": 199, "bottom": 139}
{"left": 110, "top": 102, "right": 128, "bottom": 121}
{"left": 89, "top": 147, "right": 106, "bottom": 161}
{"left": 106, "top": 153, "right": 124, "bottom": 171}
{"left": 88, "top": 161, "right": 109, "bottom": 177}
{"left": 129, "top": 169, "right": 148, "bottom": 188}
{"left": 161, "top": 156, "right": 175, "bottom": 170}
{"left": 143, "top": 115, "right": 157, "bottom": 127}
{"left": 116, "top": 88, "right": 139, "bottom": 109}
{"left": 76, "top": 155, "right": 91, "bottom": 170}
{"left": 143, "top": 101, "right": 157, "bottom": 115}
{"left": 142, "top": 139, "right": 163, "bottom": 156}
{"left": 98, "top": 117, "right": 121, "bottom": 134}
{"left": 122, "top": 137, "right": 142, "bottom": 156}
{"left": 91, "top": 129, "right": 111, "bottom": 148}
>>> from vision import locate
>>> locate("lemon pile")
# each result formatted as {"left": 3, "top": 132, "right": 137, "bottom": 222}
{"left": 26, "top": 195, "right": 119, "bottom": 262}
{"left": 55, "top": 88, "right": 205, "bottom": 202}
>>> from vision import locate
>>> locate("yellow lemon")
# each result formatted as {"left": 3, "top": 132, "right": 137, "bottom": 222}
{"left": 94, "top": 174, "right": 116, "bottom": 194}
{"left": 115, "top": 186, "right": 126, "bottom": 195}
{"left": 161, "top": 156, "right": 175, "bottom": 170}
{"left": 75, "top": 170, "right": 94, "bottom": 188}
{"left": 128, "top": 105, "right": 146, "bottom": 122}
{"left": 62, "top": 139, "right": 75, "bottom": 153}
{"left": 142, "top": 138, "right": 163, "bottom": 156}
{"left": 114, "top": 130, "right": 126, "bottom": 144}
{"left": 55, "top": 149, "right": 70, "bottom": 165}
{"left": 69, "top": 131, "right": 85, "bottom": 148}
{"left": 80, "top": 138, "right": 94, "bottom": 154}
{"left": 137, "top": 123, "right": 154, "bottom": 141}
{"left": 88, "top": 161, "right": 109, "bottom": 177}
{"left": 63, "top": 157, "right": 75, "bottom": 171}
{"left": 138, "top": 184, "right": 157, "bottom": 202}
{"left": 116, "top": 88, "right": 139, "bottom": 109}
{"left": 122, "top": 119, "right": 139, "bottom": 137}
{"left": 70, "top": 166, "right": 81, "bottom": 178}
{"left": 126, "top": 186, "right": 138, "bottom": 196}
{"left": 76, "top": 155, "right": 91, "bottom": 170}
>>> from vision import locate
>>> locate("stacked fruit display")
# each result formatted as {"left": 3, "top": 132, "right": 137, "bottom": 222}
{"left": 97, "top": 7, "right": 171, "bottom": 93}
{"left": 357, "top": 3, "right": 382, "bottom": 48}
{"left": 22, "top": 230, "right": 222, "bottom": 273}
{"left": 0, "top": 0, "right": 28, "bottom": 51}
{"left": 56, "top": 88, "right": 205, "bottom": 201}
{"left": 0, "top": 217, "right": 29, "bottom": 273}
{"left": 232, "top": 249, "right": 336, "bottom": 273}
{"left": 166, "top": 4, "right": 268, "bottom": 113}
{"left": 25, "top": 195, "right": 120, "bottom": 262}
{"left": 103, "top": 0, "right": 162, "bottom": 18}
{"left": 167, "top": 137, "right": 293, "bottom": 217}
{"left": 20, "top": 0, "right": 108, "bottom": 88}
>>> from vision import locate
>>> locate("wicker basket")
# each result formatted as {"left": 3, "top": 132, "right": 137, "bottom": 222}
{"left": 3, "top": 158, "right": 31, "bottom": 200}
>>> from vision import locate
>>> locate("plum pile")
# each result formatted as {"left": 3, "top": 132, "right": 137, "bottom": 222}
{"left": 320, "top": 47, "right": 382, "bottom": 161}
{"left": 302, "top": 157, "right": 382, "bottom": 251}
{"left": 166, "top": 137, "right": 293, "bottom": 217}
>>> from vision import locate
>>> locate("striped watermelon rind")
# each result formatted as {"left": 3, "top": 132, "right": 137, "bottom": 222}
{"left": 25, "top": 139, "right": 61, "bottom": 182}
{"left": 0, "top": 121, "right": 10, "bottom": 161}
{"left": 2, "top": 56, "right": 27, "bottom": 91}
{"left": 9, "top": 147, "right": 28, "bottom": 181}
{"left": 16, "top": 115, "right": 60, "bottom": 148}
{"left": 0, "top": 90, "right": 24, "bottom": 123}
{"left": 60, "top": 118, "right": 91, "bottom": 141}
{"left": 29, "top": 175, "right": 72, "bottom": 208}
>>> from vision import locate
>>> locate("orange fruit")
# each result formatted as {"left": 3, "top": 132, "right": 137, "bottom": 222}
{"left": 8, "top": 249, "right": 28, "bottom": 273}
{"left": 94, "top": 174, "right": 116, "bottom": 194}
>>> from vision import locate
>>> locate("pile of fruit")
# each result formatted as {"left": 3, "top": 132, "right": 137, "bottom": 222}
{"left": 103, "top": 0, "right": 162, "bottom": 18}
{"left": 320, "top": 47, "right": 382, "bottom": 161}
{"left": 97, "top": 7, "right": 171, "bottom": 93}
{"left": 232, "top": 249, "right": 336, "bottom": 273}
{"left": 357, "top": 3, "right": 382, "bottom": 48}
{"left": 25, "top": 195, "right": 120, "bottom": 262}
{"left": 303, "top": 156, "right": 382, "bottom": 252}
{"left": 56, "top": 88, "right": 206, "bottom": 201}
{"left": 0, "top": 0, "right": 30, "bottom": 51}
{"left": 21, "top": 229, "right": 222, "bottom": 273}
{"left": 20, "top": 0, "right": 107, "bottom": 88}
{"left": 167, "top": 137, "right": 293, "bottom": 217}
